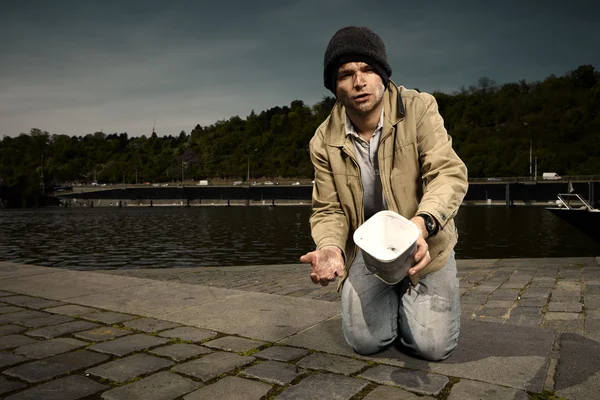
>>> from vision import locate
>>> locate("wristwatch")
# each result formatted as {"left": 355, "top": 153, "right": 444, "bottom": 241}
{"left": 417, "top": 213, "right": 438, "bottom": 238}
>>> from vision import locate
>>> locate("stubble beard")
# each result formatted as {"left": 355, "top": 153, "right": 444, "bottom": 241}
{"left": 344, "top": 82, "right": 385, "bottom": 116}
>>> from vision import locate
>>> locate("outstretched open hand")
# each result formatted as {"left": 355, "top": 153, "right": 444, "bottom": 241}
{"left": 300, "top": 246, "right": 345, "bottom": 286}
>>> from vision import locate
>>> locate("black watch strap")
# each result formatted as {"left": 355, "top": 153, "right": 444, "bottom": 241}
{"left": 417, "top": 213, "right": 438, "bottom": 237}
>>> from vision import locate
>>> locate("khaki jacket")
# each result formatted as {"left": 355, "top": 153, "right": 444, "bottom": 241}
{"left": 309, "top": 81, "right": 468, "bottom": 288}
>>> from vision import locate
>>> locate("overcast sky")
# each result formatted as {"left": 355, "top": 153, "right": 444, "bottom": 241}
{"left": 1, "top": 0, "right": 598, "bottom": 138}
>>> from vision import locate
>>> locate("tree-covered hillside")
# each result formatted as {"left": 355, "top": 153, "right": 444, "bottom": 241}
{"left": 1, "top": 65, "right": 599, "bottom": 207}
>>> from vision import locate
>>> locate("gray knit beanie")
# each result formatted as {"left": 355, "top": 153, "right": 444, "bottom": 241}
{"left": 323, "top": 26, "right": 392, "bottom": 93}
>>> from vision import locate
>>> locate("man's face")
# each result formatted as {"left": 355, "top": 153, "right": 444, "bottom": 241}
{"left": 335, "top": 61, "right": 385, "bottom": 115}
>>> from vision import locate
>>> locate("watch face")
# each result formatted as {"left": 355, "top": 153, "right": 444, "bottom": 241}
{"left": 426, "top": 219, "right": 434, "bottom": 233}
{"left": 420, "top": 214, "right": 434, "bottom": 234}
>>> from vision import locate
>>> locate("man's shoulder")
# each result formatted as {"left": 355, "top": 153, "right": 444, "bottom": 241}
{"left": 394, "top": 86, "right": 438, "bottom": 119}
{"left": 309, "top": 115, "right": 331, "bottom": 148}
{"left": 398, "top": 86, "right": 436, "bottom": 105}
{"left": 312, "top": 113, "right": 335, "bottom": 141}
{"left": 316, "top": 114, "right": 332, "bottom": 132}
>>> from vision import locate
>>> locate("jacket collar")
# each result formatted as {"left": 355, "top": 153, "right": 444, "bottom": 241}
{"left": 324, "top": 80, "right": 405, "bottom": 147}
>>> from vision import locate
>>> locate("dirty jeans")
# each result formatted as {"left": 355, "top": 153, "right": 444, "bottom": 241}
{"left": 341, "top": 250, "right": 461, "bottom": 361}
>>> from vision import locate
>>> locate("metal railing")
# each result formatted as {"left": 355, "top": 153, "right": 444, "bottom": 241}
{"left": 55, "top": 175, "right": 600, "bottom": 193}
{"left": 469, "top": 175, "right": 600, "bottom": 183}
{"left": 555, "top": 193, "right": 596, "bottom": 211}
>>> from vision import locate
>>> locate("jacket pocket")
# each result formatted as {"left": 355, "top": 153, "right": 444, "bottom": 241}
{"left": 390, "top": 143, "right": 419, "bottom": 178}
{"left": 389, "top": 175, "right": 419, "bottom": 217}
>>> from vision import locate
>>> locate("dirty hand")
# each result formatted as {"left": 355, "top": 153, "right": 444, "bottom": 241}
{"left": 300, "top": 246, "right": 345, "bottom": 286}
{"left": 408, "top": 216, "right": 432, "bottom": 277}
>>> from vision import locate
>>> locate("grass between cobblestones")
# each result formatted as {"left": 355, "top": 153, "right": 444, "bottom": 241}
{"left": 349, "top": 361, "right": 376, "bottom": 378}
{"left": 218, "top": 360, "right": 260, "bottom": 381}
{"left": 199, "top": 331, "right": 227, "bottom": 343}
{"left": 167, "top": 337, "right": 193, "bottom": 344}
{"left": 238, "top": 348, "right": 261, "bottom": 356}
{"left": 109, "top": 375, "right": 142, "bottom": 387}
{"left": 347, "top": 382, "right": 378, "bottom": 399}
{"left": 434, "top": 376, "right": 460, "bottom": 400}
{"left": 528, "top": 390, "right": 569, "bottom": 400}
{"left": 263, "top": 369, "right": 319, "bottom": 400}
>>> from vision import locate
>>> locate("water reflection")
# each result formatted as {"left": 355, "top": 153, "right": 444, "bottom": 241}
{"left": 0, "top": 206, "right": 597, "bottom": 270}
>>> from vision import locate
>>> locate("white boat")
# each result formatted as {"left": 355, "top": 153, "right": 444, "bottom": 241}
{"left": 546, "top": 193, "right": 600, "bottom": 242}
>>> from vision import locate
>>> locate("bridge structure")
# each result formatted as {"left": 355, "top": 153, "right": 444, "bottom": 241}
{"left": 54, "top": 177, "right": 600, "bottom": 208}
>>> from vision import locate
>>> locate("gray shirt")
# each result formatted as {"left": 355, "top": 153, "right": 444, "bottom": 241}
{"left": 344, "top": 110, "right": 387, "bottom": 220}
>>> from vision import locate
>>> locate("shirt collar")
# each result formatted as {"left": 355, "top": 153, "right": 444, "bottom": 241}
{"left": 345, "top": 108, "right": 384, "bottom": 139}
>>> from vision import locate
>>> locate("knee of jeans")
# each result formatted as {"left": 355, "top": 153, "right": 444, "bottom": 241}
{"left": 412, "top": 335, "right": 458, "bottom": 361}
{"left": 414, "top": 346, "right": 449, "bottom": 361}
{"left": 343, "top": 327, "right": 388, "bottom": 356}
{"left": 347, "top": 335, "right": 383, "bottom": 356}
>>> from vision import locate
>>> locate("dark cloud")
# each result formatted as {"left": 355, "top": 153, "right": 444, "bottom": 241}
{"left": 1, "top": 0, "right": 598, "bottom": 137}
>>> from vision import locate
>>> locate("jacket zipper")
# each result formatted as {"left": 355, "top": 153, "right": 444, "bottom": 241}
{"left": 378, "top": 125, "right": 395, "bottom": 211}
{"left": 339, "top": 143, "right": 363, "bottom": 283}
{"left": 341, "top": 143, "right": 364, "bottom": 226}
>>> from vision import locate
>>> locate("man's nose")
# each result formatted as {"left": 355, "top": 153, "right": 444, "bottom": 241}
{"left": 353, "top": 72, "right": 366, "bottom": 88}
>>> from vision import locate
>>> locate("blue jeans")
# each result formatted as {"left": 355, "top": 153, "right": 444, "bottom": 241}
{"left": 341, "top": 250, "right": 461, "bottom": 361}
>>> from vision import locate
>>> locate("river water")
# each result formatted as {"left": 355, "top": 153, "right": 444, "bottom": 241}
{"left": 0, "top": 206, "right": 597, "bottom": 270}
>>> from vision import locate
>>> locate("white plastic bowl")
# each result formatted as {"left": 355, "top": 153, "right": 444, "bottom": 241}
{"left": 353, "top": 210, "right": 420, "bottom": 284}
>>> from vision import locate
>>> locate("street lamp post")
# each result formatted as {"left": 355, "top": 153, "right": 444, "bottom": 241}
{"left": 40, "top": 154, "right": 45, "bottom": 195}
{"left": 529, "top": 140, "right": 532, "bottom": 180}
{"left": 247, "top": 148, "right": 258, "bottom": 186}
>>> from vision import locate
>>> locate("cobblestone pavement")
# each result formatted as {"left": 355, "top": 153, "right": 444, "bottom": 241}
{"left": 102, "top": 257, "right": 600, "bottom": 337}
{"left": 1, "top": 257, "right": 599, "bottom": 399}
{"left": 102, "top": 264, "right": 342, "bottom": 302}
{"left": 0, "top": 291, "right": 441, "bottom": 400}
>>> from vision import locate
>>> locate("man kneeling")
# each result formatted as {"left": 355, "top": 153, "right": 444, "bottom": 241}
{"left": 300, "top": 26, "right": 468, "bottom": 361}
